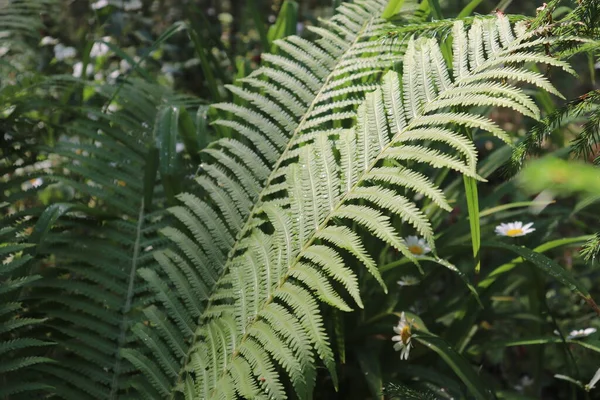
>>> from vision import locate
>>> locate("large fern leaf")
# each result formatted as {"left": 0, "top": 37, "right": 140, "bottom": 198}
{"left": 127, "top": 0, "right": 411, "bottom": 397}
{"left": 178, "top": 15, "right": 568, "bottom": 399}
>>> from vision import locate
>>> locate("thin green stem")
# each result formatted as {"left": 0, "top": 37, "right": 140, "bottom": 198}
{"left": 109, "top": 198, "right": 145, "bottom": 399}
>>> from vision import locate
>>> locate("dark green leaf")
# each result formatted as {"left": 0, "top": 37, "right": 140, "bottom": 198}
{"left": 267, "top": 0, "right": 298, "bottom": 50}
{"left": 482, "top": 241, "right": 600, "bottom": 314}
{"left": 414, "top": 330, "right": 495, "bottom": 400}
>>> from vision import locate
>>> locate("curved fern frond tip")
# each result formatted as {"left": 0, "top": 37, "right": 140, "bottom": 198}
{"left": 139, "top": 10, "right": 569, "bottom": 400}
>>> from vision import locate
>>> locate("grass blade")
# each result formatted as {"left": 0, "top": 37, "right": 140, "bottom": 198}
{"left": 186, "top": 22, "right": 222, "bottom": 102}
{"left": 267, "top": 0, "right": 298, "bottom": 51}
{"left": 355, "top": 343, "right": 383, "bottom": 400}
{"left": 381, "top": 0, "right": 406, "bottom": 19}
{"left": 457, "top": 0, "right": 483, "bottom": 18}
{"left": 464, "top": 176, "right": 481, "bottom": 273}
{"left": 177, "top": 107, "right": 201, "bottom": 164}
{"left": 247, "top": 0, "right": 270, "bottom": 51}
{"left": 154, "top": 106, "right": 181, "bottom": 204}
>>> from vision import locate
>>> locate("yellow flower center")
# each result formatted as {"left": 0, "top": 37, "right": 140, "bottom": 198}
{"left": 506, "top": 228, "right": 523, "bottom": 237}
{"left": 401, "top": 325, "right": 411, "bottom": 344}
{"left": 408, "top": 245, "right": 424, "bottom": 255}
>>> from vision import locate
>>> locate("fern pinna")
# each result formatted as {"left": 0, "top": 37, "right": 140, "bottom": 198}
{"left": 135, "top": 10, "right": 569, "bottom": 400}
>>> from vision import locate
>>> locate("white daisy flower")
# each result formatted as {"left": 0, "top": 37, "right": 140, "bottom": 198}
{"left": 495, "top": 221, "right": 535, "bottom": 237}
{"left": 567, "top": 328, "right": 597, "bottom": 340}
{"left": 403, "top": 236, "right": 431, "bottom": 257}
{"left": 54, "top": 44, "right": 76, "bottom": 61}
{"left": 90, "top": 39, "right": 110, "bottom": 58}
{"left": 72, "top": 62, "right": 93, "bottom": 78}
{"left": 397, "top": 276, "right": 420, "bottom": 287}
{"left": 392, "top": 312, "right": 413, "bottom": 360}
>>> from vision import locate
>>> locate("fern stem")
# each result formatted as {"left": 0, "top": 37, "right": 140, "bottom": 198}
{"left": 109, "top": 198, "right": 145, "bottom": 399}
{"left": 169, "top": 16, "right": 379, "bottom": 398}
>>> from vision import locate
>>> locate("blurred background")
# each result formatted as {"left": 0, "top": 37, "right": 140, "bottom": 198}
{"left": 15, "top": 0, "right": 595, "bottom": 100}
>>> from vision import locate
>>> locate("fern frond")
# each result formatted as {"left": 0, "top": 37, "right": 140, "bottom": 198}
{"left": 1, "top": 77, "right": 204, "bottom": 399}
{"left": 134, "top": 0, "right": 403, "bottom": 397}
{"left": 179, "top": 14, "right": 566, "bottom": 399}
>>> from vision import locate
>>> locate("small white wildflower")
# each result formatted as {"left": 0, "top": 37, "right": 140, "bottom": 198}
{"left": 495, "top": 221, "right": 535, "bottom": 237}
{"left": 403, "top": 235, "right": 431, "bottom": 257}
{"left": 107, "top": 103, "right": 119, "bottom": 113}
{"left": 514, "top": 375, "right": 534, "bottom": 393}
{"left": 567, "top": 328, "right": 597, "bottom": 340}
{"left": 218, "top": 12, "right": 233, "bottom": 25}
{"left": 90, "top": 39, "right": 110, "bottom": 58}
{"left": 120, "top": 58, "right": 131, "bottom": 72}
{"left": 397, "top": 276, "right": 420, "bottom": 287}
{"left": 40, "top": 36, "right": 58, "bottom": 46}
{"left": 392, "top": 312, "right": 413, "bottom": 360}
{"left": 72, "top": 62, "right": 93, "bottom": 78}
{"left": 107, "top": 70, "right": 120, "bottom": 84}
{"left": 91, "top": 0, "right": 109, "bottom": 9}
{"left": 54, "top": 44, "right": 76, "bottom": 61}
{"left": 176, "top": 143, "right": 185, "bottom": 153}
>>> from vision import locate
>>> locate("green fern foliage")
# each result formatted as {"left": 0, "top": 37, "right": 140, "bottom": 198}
{"left": 2, "top": 78, "right": 202, "bottom": 399}
{"left": 155, "top": 14, "right": 568, "bottom": 400}
{"left": 510, "top": 89, "right": 600, "bottom": 174}
{"left": 0, "top": 223, "right": 53, "bottom": 398}
{"left": 128, "top": 0, "right": 408, "bottom": 396}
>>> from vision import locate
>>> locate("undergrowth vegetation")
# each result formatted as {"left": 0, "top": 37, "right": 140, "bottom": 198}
{"left": 1, "top": 0, "right": 600, "bottom": 399}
